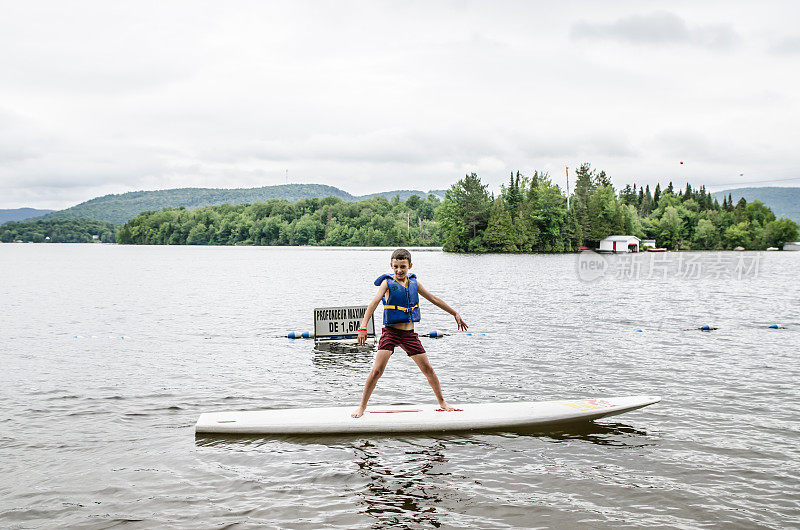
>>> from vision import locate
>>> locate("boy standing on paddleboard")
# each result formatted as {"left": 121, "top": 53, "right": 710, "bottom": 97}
{"left": 352, "top": 248, "right": 468, "bottom": 418}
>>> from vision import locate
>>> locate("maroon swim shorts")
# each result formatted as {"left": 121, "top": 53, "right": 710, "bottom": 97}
{"left": 377, "top": 327, "right": 426, "bottom": 356}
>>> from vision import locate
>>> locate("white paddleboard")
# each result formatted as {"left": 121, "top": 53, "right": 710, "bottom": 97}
{"left": 195, "top": 395, "right": 660, "bottom": 435}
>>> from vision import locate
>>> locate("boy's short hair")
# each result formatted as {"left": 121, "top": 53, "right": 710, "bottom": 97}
{"left": 391, "top": 248, "right": 412, "bottom": 263}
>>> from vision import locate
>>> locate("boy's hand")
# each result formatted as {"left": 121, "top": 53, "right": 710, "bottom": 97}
{"left": 357, "top": 329, "right": 368, "bottom": 345}
{"left": 454, "top": 313, "right": 468, "bottom": 331}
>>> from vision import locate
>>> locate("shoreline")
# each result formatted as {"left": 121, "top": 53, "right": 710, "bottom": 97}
{"left": 2, "top": 241, "right": 797, "bottom": 253}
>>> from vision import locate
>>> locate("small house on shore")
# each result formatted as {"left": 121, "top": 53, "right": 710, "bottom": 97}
{"left": 784, "top": 242, "right": 800, "bottom": 251}
{"left": 599, "top": 235, "right": 640, "bottom": 253}
{"left": 642, "top": 239, "right": 656, "bottom": 250}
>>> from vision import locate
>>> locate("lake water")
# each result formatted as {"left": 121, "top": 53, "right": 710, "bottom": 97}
{"left": 1, "top": 245, "right": 798, "bottom": 528}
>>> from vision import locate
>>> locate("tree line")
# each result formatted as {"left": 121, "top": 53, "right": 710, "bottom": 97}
{"left": 0, "top": 219, "right": 117, "bottom": 243}
{"left": 7, "top": 165, "right": 797, "bottom": 251}
{"left": 117, "top": 195, "right": 443, "bottom": 246}
{"left": 437, "top": 164, "right": 799, "bottom": 252}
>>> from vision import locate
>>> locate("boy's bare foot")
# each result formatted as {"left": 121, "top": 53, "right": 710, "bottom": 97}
{"left": 438, "top": 401, "right": 455, "bottom": 411}
{"left": 351, "top": 406, "right": 366, "bottom": 418}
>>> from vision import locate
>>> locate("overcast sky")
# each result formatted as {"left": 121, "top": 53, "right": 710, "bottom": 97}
{"left": 2, "top": 1, "right": 799, "bottom": 209}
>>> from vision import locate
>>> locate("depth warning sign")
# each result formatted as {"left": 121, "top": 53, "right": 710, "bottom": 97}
{"left": 314, "top": 306, "right": 375, "bottom": 340}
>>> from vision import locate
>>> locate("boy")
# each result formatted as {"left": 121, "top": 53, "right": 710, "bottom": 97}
{"left": 352, "top": 248, "right": 468, "bottom": 418}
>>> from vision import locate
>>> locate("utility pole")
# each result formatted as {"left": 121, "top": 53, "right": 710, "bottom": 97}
{"left": 407, "top": 212, "right": 410, "bottom": 237}
{"left": 565, "top": 166, "right": 570, "bottom": 209}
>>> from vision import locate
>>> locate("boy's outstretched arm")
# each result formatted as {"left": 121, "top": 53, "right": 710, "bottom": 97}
{"left": 417, "top": 282, "right": 468, "bottom": 331}
{"left": 357, "top": 281, "right": 389, "bottom": 346}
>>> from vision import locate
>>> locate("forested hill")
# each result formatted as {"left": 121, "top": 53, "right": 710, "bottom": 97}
{"left": 37, "top": 184, "right": 447, "bottom": 225}
{"left": 712, "top": 187, "right": 800, "bottom": 225}
{"left": 0, "top": 208, "right": 54, "bottom": 224}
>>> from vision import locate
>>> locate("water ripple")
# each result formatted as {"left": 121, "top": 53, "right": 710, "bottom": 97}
{"left": 1, "top": 245, "right": 799, "bottom": 528}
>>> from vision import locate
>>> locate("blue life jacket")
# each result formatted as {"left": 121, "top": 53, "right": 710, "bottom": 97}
{"left": 374, "top": 273, "right": 421, "bottom": 325}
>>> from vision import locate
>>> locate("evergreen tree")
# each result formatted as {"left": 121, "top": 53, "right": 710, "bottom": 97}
{"left": 683, "top": 183, "right": 693, "bottom": 201}
{"left": 451, "top": 173, "right": 491, "bottom": 239}
{"left": 502, "top": 171, "right": 524, "bottom": 215}
{"left": 571, "top": 163, "right": 597, "bottom": 245}
{"left": 620, "top": 184, "right": 634, "bottom": 205}
{"left": 573, "top": 163, "right": 596, "bottom": 205}
{"left": 730, "top": 197, "right": 748, "bottom": 224}
{"left": 696, "top": 186, "right": 706, "bottom": 209}
{"left": 594, "top": 170, "right": 613, "bottom": 188}
{"left": 483, "top": 197, "right": 518, "bottom": 252}
{"left": 521, "top": 173, "right": 568, "bottom": 252}
{"left": 437, "top": 173, "right": 491, "bottom": 251}
{"left": 640, "top": 185, "right": 653, "bottom": 217}
{"left": 653, "top": 183, "right": 661, "bottom": 208}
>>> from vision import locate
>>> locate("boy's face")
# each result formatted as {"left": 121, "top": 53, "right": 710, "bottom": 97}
{"left": 390, "top": 258, "right": 412, "bottom": 280}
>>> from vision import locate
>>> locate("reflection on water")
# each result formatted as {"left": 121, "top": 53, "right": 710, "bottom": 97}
{"left": 194, "top": 420, "right": 651, "bottom": 448}
{"left": 354, "top": 440, "right": 448, "bottom": 528}
{"left": 521, "top": 421, "right": 655, "bottom": 447}
{"left": 312, "top": 347, "right": 375, "bottom": 369}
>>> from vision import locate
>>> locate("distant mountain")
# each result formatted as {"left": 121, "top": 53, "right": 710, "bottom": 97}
{"left": 35, "top": 184, "right": 447, "bottom": 225}
{"left": 361, "top": 189, "right": 448, "bottom": 202}
{"left": 0, "top": 207, "right": 54, "bottom": 224}
{"left": 711, "top": 187, "right": 800, "bottom": 225}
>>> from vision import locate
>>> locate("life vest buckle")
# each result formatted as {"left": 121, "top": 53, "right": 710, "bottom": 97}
{"left": 383, "top": 304, "right": 419, "bottom": 313}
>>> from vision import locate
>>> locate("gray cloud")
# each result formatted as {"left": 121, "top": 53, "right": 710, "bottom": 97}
{"left": 0, "top": 1, "right": 797, "bottom": 209}
{"left": 0, "top": 109, "right": 49, "bottom": 165}
{"left": 237, "top": 130, "right": 508, "bottom": 165}
{"left": 571, "top": 11, "right": 741, "bottom": 50}
{"left": 185, "top": 128, "right": 639, "bottom": 171}
{"left": 770, "top": 35, "right": 800, "bottom": 54}
{"left": 0, "top": 147, "right": 39, "bottom": 165}
{"left": 649, "top": 129, "right": 786, "bottom": 170}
